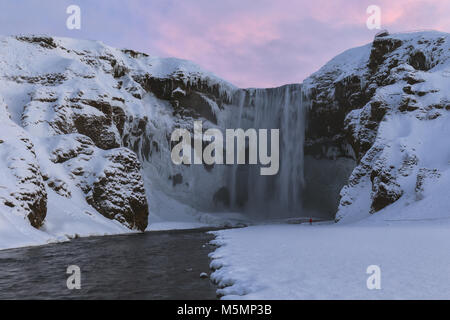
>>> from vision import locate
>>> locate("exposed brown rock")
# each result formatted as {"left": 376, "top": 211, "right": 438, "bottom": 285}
{"left": 86, "top": 148, "right": 149, "bottom": 231}
{"left": 370, "top": 168, "right": 403, "bottom": 213}
{"left": 73, "top": 112, "right": 120, "bottom": 150}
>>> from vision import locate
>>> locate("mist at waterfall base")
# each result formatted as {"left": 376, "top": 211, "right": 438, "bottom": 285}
{"left": 225, "top": 84, "right": 307, "bottom": 220}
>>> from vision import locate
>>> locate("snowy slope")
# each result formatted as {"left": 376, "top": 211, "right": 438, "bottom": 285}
{"left": 0, "top": 35, "right": 241, "bottom": 250}
{"left": 0, "top": 95, "right": 130, "bottom": 250}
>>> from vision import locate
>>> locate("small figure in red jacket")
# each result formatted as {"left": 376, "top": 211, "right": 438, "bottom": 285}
{"left": 309, "top": 218, "right": 312, "bottom": 225}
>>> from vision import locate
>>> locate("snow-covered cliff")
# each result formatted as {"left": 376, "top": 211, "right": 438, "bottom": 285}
{"left": 0, "top": 35, "right": 305, "bottom": 248}
{"left": 303, "top": 30, "right": 450, "bottom": 223}
{"left": 0, "top": 30, "right": 449, "bottom": 249}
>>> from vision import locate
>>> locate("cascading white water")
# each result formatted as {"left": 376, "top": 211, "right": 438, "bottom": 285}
{"left": 229, "top": 91, "right": 246, "bottom": 208}
{"left": 137, "top": 82, "right": 306, "bottom": 219}
{"left": 228, "top": 84, "right": 306, "bottom": 218}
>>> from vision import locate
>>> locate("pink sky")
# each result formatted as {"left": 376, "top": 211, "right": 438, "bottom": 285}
{"left": 1, "top": 0, "right": 449, "bottom": 87}
{"left": 134, "top": 0, "right": 450, "bottom": 87}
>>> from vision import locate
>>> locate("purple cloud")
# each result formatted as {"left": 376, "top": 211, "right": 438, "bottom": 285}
{"left": 0, "top": 0, "right": 449, "bottom": 87}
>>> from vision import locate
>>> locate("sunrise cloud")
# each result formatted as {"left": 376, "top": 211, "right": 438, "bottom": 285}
{"left": 1, "top": 0, "right": 448, "bottom": 87}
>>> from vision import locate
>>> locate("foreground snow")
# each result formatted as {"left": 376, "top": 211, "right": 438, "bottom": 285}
{"left": 209, "top": 220, "right": 450, "bottom": 299}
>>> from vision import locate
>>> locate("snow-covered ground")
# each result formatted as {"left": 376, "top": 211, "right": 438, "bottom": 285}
{"left": 207, "top": 30, "right": 450, "bottom": 300}
{"left": 209, "top": 174, "right": 450, "bottom": 300}
{"left": 209, "top": 219, "right": 450, "bottom": 299}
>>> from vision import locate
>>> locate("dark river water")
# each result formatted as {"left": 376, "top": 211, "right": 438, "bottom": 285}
{"left": 0, "top": 228, "right": 218, "bottom": 299}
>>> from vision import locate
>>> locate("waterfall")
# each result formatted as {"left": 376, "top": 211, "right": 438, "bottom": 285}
{"left": 229, "top": 91, "right": 246, "bottom": 208}
{"left": 136, "top": 82, "right": 306, "bottom": 219}
{"left": 228, "top": 84, "right": 306, "bottom": 218}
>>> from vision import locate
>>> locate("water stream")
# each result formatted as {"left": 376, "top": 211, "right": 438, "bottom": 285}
{"left": 0, "top": 229, "right": 217, "bottom": 299}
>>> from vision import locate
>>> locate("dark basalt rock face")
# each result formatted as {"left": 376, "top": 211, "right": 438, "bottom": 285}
{"left": 368, "top": 37, "right": 403, "bottom": 73}
{"left": 135, "top": 74, "right": 227, "bottom": 125}
{"left": 370, "top": 167, "right": 403, "bottom": 212}
{"left": 27, "top": 193, "right": 47, "bottom": 229}
{"left": 0, "top": 104, "right": 48, "bottom": 229}
{"left": 174, "top": 91, "right": 218, "bottom": 124}
{"left": 137, "top": 75, "right": 231, "bottom": 104}
{"left": 16, "top": 35, "right": 57, "bottom": 49}
{"left": 50, "top": 134, "right": 95, "bottom": 164}
{"left": 86, "top": 148, "right": 149, "bottom": 231}
{"left": 2, "top": 35, "right": 155, "bottom": 231}
{"left": 14, "top": 153, "right": 48, "bottom": 229}
{"left": 304, "top": 31, "right": 450, "bottom": 220}
{"left": 305, "top": 73, "right": 371, "bottom": 161}
{"left": 408, "top": 51, "right": 428, "bottom": 71}
{"left": 415, "top": 168, "right": 441, "bottom": 201}
{"left": 16, "top": 153, "right": 48, "bottom": 230}
{"left": 305, "top": 34, "right": 406, "bottom": 161}
{"left": 73, "top": 112, "right": 120, "bottom": 150}
{"left": 70, "top": 98, "right": 124, "bottom": 150}
{"left": 47, "top": 131, "right": 149, "bottom": 231}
